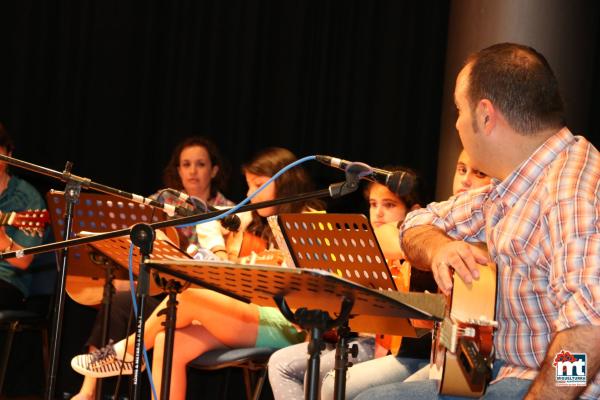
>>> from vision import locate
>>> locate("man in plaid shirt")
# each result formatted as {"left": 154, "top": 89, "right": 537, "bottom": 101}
{"left": 356, "top": 43, "right": 600, "bottom": 399}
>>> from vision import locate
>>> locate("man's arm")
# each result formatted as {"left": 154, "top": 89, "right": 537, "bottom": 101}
{"left": 525, "top": 325, "right": 600, "bottom": 399}
{"left": 401, "top": 225, "right": 489, "bottom": 295}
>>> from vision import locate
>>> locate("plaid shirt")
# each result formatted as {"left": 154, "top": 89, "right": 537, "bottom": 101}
{"left": 401, "top": 128, "right": 600, "bottom": 398}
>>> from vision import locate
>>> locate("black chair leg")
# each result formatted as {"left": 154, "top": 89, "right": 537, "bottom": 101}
{"left": 0, "top": 321, "right": 19, "bottom": 394}
{"left": 251, "top": 368, "right": 268, "bottom": 400}
{"left": 242, "top": 368, "right": 253, "bottom": 400}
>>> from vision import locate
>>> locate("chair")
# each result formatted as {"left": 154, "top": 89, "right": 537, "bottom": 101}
{"left": 187, "top": 347, "right": 276, "bottom": 400}
{"left": 0, "top": 295, "right": 52, "bottom": 395}
{"left": 0, "top": 251, "right": 56, "bottom": 396}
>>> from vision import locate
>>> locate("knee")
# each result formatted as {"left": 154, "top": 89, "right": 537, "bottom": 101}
{"left": 268, "top": 347, "right": 293, "bottom": 377}
{"left": 268, "top": 345, "right": 309, "bottom": 383}
{"left": 154, "top": 331, "right": 166, "bottom": 349}
{"left": 177, "top": 288, "right": 205, "bottom": 304}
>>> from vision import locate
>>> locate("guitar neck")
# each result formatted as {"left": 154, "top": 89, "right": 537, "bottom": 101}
{"left": 0, "top": 209, "right": 50, "bottom": 237}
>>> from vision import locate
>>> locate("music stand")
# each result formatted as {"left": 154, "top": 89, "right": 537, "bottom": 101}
{"left": 146, "top": 259, "right": 444, "bottom": 400}
{"left": 270, "top": 213, "right": 399, "bottom": 291}
{"left": 46, "top": 191, "right": 168, "bottom": 303}
{"left": 86, "top": 233, "right": 194, "bottom": 399}
{"left": 46, "top": 191, "right": 169, "bottom": 398}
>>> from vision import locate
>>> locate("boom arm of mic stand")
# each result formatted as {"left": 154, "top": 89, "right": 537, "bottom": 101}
{"left": 0, "top": 153, "right": 190, "bottom": 217}
{"left": 0, "top": 180, "right": 360, "bottom": 261}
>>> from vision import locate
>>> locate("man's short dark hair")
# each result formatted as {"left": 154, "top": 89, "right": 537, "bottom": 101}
{"left": 466, "top": 43, "right": 565, "bottom": 135}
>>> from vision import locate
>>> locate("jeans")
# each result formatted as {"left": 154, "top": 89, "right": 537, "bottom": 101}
{"left": 268, "top": 336, "right": 376, "bottom": 400}
{"left": 353, "top": 360, "right": 532, "bottom": 400}
{"left": 321, "top": 355, "right": 430, "bottom": 399}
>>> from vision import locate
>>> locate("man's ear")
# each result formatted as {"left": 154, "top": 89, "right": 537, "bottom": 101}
{"left": 477, "top": 99, "right": 496, "bottom": 134}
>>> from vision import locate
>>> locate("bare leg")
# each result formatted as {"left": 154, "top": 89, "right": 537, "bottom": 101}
{"left": 151, "top": 325, "right": 227, "bottom": 400}
{"left": 71, "top": 346, "right": 98, "bottom": 400}
{"left": 123, "top": 288, "right": 259, "bottom": 355}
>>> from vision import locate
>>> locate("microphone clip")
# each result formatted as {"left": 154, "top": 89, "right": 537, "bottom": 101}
{"left": 328, "top": 162, "right": 368, "bottom": 198}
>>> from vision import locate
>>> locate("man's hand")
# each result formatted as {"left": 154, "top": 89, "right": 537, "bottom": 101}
{"left": 430, "top": 241, "right": 489, "bottom": 295}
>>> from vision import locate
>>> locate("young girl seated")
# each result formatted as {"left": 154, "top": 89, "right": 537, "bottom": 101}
{"left": 268, "top": 166, "right": 426, "bottom": 400}
{"left": 319, "top": 150, "right": 491, "bottom": 399}
{"left": 71, "top": 147, "right": 324, "bottom": 400}
{"left": 71, "top": 136, "right": 234, "bottom": 400}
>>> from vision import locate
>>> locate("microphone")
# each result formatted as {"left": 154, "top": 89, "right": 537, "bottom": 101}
{"left": 164, "top": 189, "right": 241, "bottom": 232}
{"left": 316, "top": 155, "right": 415, "bottom": 197}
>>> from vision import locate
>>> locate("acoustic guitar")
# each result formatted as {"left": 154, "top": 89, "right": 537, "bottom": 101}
{"left": 65, "top": 226, "right": 179, "bottom": 306}
{"left": 0, "top": 209, "right": 49, "bottom": 237}
{"left": 429, "top": 261, "right": 498, "bottom": 397}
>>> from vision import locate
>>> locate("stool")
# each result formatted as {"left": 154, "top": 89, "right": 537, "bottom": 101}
{"left": 0, "top": 308, "right": 50, "bottom": 395}
{"left": 187, "top": 347, "right": 276, "bottom": 400}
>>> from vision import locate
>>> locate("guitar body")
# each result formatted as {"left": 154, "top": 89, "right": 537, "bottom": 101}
{"left": 429, "top": 262, "right": 497, "bottom": 397}
{"left": 239, "top": 232, "right": 268, "bottom": 258}
{"left": 65, "top": 226, "right": 179, "bottom": 306}
{"left": 375, "top": 259, "right": 411, "bottom": 355}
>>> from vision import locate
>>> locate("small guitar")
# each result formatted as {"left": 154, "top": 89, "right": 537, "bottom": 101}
{"left": 0, "top": 209, "right": 50, "bottom": 237}
{"left": 429, "top": 261, "right": 498, "bottom": 397}
{"left": 65, "top": 226, "right": 178, "bottom": 306}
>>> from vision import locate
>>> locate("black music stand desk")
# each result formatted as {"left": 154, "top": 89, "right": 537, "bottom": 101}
{"left": 147, "top": 259, "right": 445, "bottom": 400}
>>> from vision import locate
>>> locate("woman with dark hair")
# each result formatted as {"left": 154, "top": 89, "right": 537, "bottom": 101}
{"left": 71, "top": 147, "right": 324, "bottom": 400}
{"left": 0, "top": 122, "right": 47, "bottom": 308}
{"left": 161, "top": 136, "right": 229, "bottom": 201}
{"left": 224, "top": 147, "right": 324, "bottom": 258}
{"left": 71, "top": 136, "right": 234, "bottom": 400}
{"left": 153, "top": 136, "right": 232, "bottom": 252}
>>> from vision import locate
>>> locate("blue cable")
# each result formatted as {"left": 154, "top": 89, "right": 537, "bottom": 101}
{"left": 176, "top": 155, "right": 317, "bottom": 228}
{"left": 126, "top": 154, "right": 316, "bottom": 399}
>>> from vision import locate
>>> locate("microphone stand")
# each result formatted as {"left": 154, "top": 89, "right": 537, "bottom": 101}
{"left": 0, "top": 153, "right": 363, "bottom": 400}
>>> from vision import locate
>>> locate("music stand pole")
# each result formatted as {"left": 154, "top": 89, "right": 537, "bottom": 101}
{"left": 157, "top": 280, "right": 183, "bottom": 400}
{"left": 333, "top": 323, "right": 358, "bottom": 400}
{"left": 275, "top": 296, "right": 354, "bottom": 400}
{"left": 46, "top": 163, "right": 81, "bottom": 400}
{"left": 129, "top": 224, "right": 155, "bottom": 400}
{"left": 97, "top": 260, "right": 117, "bottom": 399}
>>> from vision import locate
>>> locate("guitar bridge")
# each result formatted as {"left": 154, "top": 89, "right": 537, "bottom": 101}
{"left": 439, "top": 316, "right": 498, "bottom": 355}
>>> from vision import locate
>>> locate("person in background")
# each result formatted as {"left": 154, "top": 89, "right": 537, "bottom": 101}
{"left": 71, "top": 136, "right": 234, "bottom": 400}
{"left": 453, "top": 149, "right": 490, "bottom": 195}
{"left": 320, "top": 152, "right": 490, "bottom": 399}
{"left": 0, "top": 122, "right": 47, "bottom": 310}
{"left": 267, "top": 166, "right": 423, "bottom": 400}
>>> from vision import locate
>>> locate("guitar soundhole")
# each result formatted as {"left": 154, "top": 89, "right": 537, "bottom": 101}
{"left": 459, "top": 349, "right": 473, "bottom": 373}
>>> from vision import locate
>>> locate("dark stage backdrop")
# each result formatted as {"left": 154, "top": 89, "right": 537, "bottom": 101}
{"left": 0, "top": 0, "right": 450, "bottom": 210}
